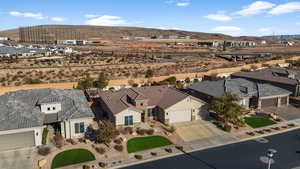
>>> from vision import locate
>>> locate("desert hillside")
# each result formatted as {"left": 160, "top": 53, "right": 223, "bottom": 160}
{"left": 0, "top": 25, "right": 235, "bottom": 41}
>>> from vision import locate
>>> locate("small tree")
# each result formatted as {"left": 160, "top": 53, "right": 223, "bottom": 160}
{"left": 95, "top": 73, "right": 108, "bottom": 89}
{"left": 76, "top": 74, "right": 94, "bottom": 90}
{"left": 145, "top": 69, "right": 154, "bottom": 78}
{"left": 184, "top": 77, "right": 191, "bottom": 84}
{"left": 210, "top": 92, "right": 244, "bottom": 126}
{"left": 96, "top": 121, "right": 117, "bottom": 144}
{"left": 193, "top": 79, "right": 199, "bottom": 83}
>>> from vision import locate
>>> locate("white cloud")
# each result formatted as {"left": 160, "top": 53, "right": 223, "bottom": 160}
{"left": 84, "top": 14, "right": 99, "bottom": 18}
{"left": 258, "top": 27, "right": 288, "bottom": 35}
{"left": 205, "top": 12, "right": 232, "bottom": 22}
{"left": 51, "top": 17, "right": 65, "bottom": 22}
{"left": 86, "top": 15, "right": 128, "bottom": 26}
{"left": 236, "top": 1, "right": 275, "bottom": 16}
{"left": 269, "top": 2, "right": 300, "bottom": 15}
{"left": 212, "top": 26, "right": 242, "bottom": 36}
{"left": 176, "top": 2, "right": 190, "bottom": 7}
{"left": 297, "top": 22, "right": 300, "bottom": 25}
{"left": 258, "top": 27, "right": 274, "bottom": 34}
{"left": 9, "top": 11, "right": 46, "bottom": 19}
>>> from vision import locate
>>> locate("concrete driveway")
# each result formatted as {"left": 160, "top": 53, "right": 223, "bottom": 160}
{"left": 174, "top": 120, "right": 229, "bottom": 142}
{"left": 0, "top": 148, "right": 34, "bottom": 169}
{"left": 174, "top": 120, "right": 237, "bottom": 149}
{"left": 263, "top": 105, "right": 300, "bottom": 121}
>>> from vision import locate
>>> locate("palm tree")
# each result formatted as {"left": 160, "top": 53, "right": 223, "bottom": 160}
{"left": 211, "top": 92, "right": 244, "bottom": 126}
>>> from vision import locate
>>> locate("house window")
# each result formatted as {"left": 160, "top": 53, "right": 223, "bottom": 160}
{"left": 148, "top": 108, "right": 156, "bottom": 117}
{"left": 53, "top": 107, "right": 56, "bottom": 110}
{"left": 140, "top": 103, "right": 144, "bottom": 106}
{"left": 47, "top": 107, "right": 51, "bottom": 111}
{"left": 75, "top": 122, "right": 85, "bottom": 134}
{"left": 124, "top": 116, "right": 133, "bottom": 126}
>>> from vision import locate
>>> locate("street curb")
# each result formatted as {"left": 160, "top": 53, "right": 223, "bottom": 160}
{"left": 111, "top": 125, "right": 300, "bottom": 169}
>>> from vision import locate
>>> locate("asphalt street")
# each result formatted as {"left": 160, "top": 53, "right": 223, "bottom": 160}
{"left": 123, "top": 129, "right": 300, "bottom": 169}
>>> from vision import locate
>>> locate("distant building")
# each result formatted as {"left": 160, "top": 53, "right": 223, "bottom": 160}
{"left": 0, "top": 37, "right": 8, "bottom": 41}
{"left": 279, "top": 41, "right": 295, "bottom": 46}
{"left": 198, "top": 40, "right": 257, "bottom": 47}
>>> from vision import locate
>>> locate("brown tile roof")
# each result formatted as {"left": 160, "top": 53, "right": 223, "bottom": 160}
{"left": 98, "top": 86, "right": 194, "bottom": 114}
{"left": 232, "top": 68, "right": 300, "bottom": 86}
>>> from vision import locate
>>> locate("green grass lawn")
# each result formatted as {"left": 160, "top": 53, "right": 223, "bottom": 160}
{"left": 127, "top": 136, "right": 173, "bottom": 153}
{"left": 51, "top": 149, "right": 96, "bottom": 169}
{"left": 244, "top": 117, "right": 276, "bottom": 128}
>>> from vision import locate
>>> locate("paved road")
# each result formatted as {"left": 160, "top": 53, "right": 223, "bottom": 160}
{"left": 123, "top": 129, "right": 300, "bottom": 169}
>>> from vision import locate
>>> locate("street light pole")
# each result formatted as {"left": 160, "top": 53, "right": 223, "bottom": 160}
{"left": 266, "top": 149, "right": 277, "bottom": 169}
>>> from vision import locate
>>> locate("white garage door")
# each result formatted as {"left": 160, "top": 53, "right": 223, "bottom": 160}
{"left": 169, "top": 109, "right": 192, "bottom": 123}
{"left": 0, "top": 131, "right": 35, "bottom": 152}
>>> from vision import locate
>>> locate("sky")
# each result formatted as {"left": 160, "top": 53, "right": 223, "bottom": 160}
{"left": 1, "top": 0, "right": 300, "bottom": 36}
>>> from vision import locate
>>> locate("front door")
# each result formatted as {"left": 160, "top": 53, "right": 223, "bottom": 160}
{"left": 141, "top": 111, "right": 146, "bottom": 122}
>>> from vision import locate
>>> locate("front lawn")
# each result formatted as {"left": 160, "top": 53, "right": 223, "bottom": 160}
{"left": 244, "top": 117, "right": 276, "bottom": 128}
{"left": 127, "top": 136, "right": 172, "bottom": 153}
{"left": 51, "top": 149, "right": 96, "bottom": 169}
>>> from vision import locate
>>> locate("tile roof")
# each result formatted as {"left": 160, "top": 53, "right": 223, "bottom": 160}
{"left": 98, "top": 86, "right": 195, "bottom": 114}
{"left": 0, "top": 88, "right": 94, "bottom": 131}
{"left": 188, "top": 78, "right": 291, "bottom": 98}
{"left": 232, "top": 68, "right": 300, "bottom": 86}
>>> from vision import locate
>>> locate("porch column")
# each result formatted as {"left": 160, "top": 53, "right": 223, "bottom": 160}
{"left": 277, "top": 97, "right": 281, "bottom": 107}
{"left": 258, "top": 99, "right": 262, "bottom": 109}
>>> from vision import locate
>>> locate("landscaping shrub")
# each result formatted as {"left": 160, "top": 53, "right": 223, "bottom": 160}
{"left": 38, "top": 146, "right": 51, "bottom": 156}
{"left": 222, "top": 125, "right": 232, "bottom": 132}
{"left": 165, "top": 148, "right": 173, "bottom": 153}
{"left": 124, "top": 127, "right": 133, "bottom": 135}
{"left": 256, "top": 130, "right": 265, "bottom": 134}
{"left": 42, "top": 128, "right": 49, "bottom": 145}
{"left": 53, "top": 135, "right": 65, "bottom": 148}
{"left": 114, "top": 145, "right": 124, "bottom": 152}
{"left": 169, "top": 126, "right": 176, "bottom": 133}
{"left": 175, "top": 146, "right": 184, "bottom": 151}
{"left": 264, "top": 129, "right": 272, "bottom": 133}
{"left": 136, "top": 128, "right": 146, "bottom": 135}
{"left": 134, "top": 155, "right": 143, "bottom": 160}
{"left": 95, "top": 147, "right": 106, "bottom": 155}
{"left": 66, "top": 139, "right": 77, "bottom": 145}
{"left": 272, "top": 127, "right": 280, "bottom": 130}
{"left": 247, "top": 132, "right": 255, "bottom": 136}
{"left": 288, "top": 123, "right": 296, "bottom": 127}
{"left": 114, "top": 138, "right": 122, "bottom": 144}
{"left": 98, "top": 162, "right": 107, "bottom": 168}
{"left": 83, "top": 165, "right": 90, "bottom": 169}
{"left": 146, "top": 129, "right": 154, "bottom": 135}
{"left": 151, "top": 152, "right": 157, "bottom": 156}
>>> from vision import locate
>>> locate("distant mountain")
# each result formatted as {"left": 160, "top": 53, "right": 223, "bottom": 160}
{"left": 262, "top": 35, "right": 300, "bottom": 39}
{"left": 0, "top": 25, "right": 235, "bottom": 41}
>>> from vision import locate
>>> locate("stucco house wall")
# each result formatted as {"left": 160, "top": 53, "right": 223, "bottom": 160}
{"left": 60, "top": 117, "right": 94, "bottom": 139}
{"left": 165, "top": 97, "right": 204, "bottom": 122}
{"left": 114, "top": 108, "right": 142, "bottom": 126}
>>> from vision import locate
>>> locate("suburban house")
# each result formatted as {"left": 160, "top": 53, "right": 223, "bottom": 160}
{"left": 93, "top": 86, "right": 205, "bottom": 126}
{"left": 188, "top": 78, "right": 291, "bottom": 109}
{"left": 0, "top": 88, "right": 94, "bottom": 151}
{"left": 231, "top": 68, "right": 300, "bottom": 96}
